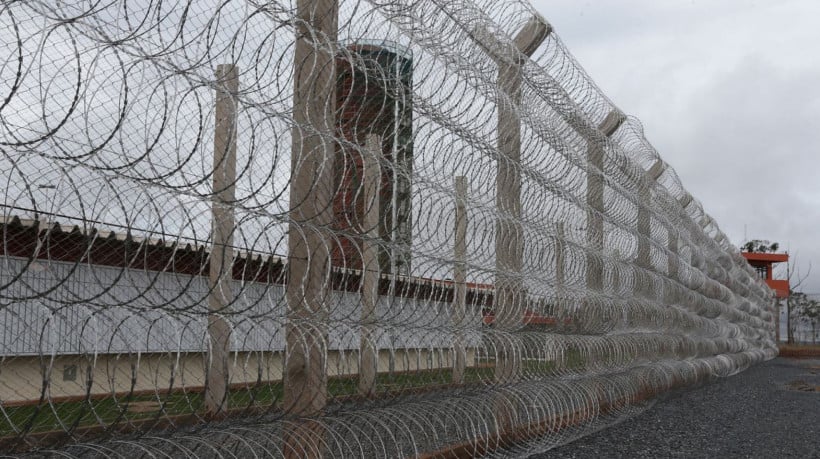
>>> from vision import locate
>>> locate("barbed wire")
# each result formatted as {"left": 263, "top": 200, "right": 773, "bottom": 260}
{"left": 0, "top": 0, "right": 776, "bottom": 457}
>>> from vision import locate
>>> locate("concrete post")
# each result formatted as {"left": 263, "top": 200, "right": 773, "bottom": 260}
{"left": 646, "top": 159, "right": 677, "bottom": 304}
{"left": 647, "top": 159, "right": 666, "bottom": 182}
{"left": 678, "top": 192, "right": 693, "bottom": 209}
{"left": 555, "top": 221, "right": 565, "bottom": 319}
{"left": 585, "top": 110, "right": 625, "bottom": 294}
{"left": 359, "top": 135, "right": 381, "bottom": 397}
{"left": 493, "top": 56, "right": 524, "bottom": 383}
{"left": 453, "top": 176, "right": 468, "bottom": 384}
{"left": 667, "top": 233, "right": 679, "bottom": 305}
{"left": 667, "top": 234, "right": 678, "bottom": 279}
{"left": 635, "top": 180, "right": 651, "bottom": 299}
{"left": 493, "top": 15, "right": 549, "bottom": 385}
{"left": 284, "top": 0, "right": 337, "bottom": 457}
{"left": 206, "top": 63, "right": 238, "bottom": 417}
{"left": 555, "top": 222, "right": 566, "bottom": 285}
{"left": 460, "top": 11, "right": 551, "bottom": 436}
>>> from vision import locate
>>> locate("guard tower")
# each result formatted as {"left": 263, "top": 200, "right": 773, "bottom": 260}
{"left": 741, "top": 251, "right": 789, "bottom": 298}
{"left": 332, "top": 41, "right": 413, "bottom": 275}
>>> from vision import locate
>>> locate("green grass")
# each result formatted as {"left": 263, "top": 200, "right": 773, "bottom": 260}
{"left": 522, "top": 359, "right": 558, "bottom": 374}
{"left": 1, "top": 392, "right": 182, "bottom": 435}
{"left": 0, "top": 383, "right": 288, "bottom": 437}
{"left": 0, "top": 366, "right": 502, "bottom": 437}
{"left": 0, "top": 360, "right": 595, "bottom": 437}
{"left": 563, "top": 347, "right": 586, "bottom": 370}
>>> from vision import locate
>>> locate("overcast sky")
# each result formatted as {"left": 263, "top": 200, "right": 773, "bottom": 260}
{"left": 530, "top": 0, "right": 820, "bottom": 293}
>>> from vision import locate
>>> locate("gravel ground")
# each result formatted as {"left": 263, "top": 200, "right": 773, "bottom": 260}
{"left": 535, "top": 357, "right": 820, "bottom": 459}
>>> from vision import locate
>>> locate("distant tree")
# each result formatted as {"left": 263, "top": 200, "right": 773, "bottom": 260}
{"left": 793, "top": 294, "right": 820, "bottom": 344}
{"left": 787, "top": 289, "right": 820, "bottom": 344}
{"left": 789, "top": 290, "right": 806, "bottom": 342}
{"left": 785, "top": 256, "right": 811, "bottom": 344}
{"left": 741, "top": 239, "right": 780, "bottom": 253}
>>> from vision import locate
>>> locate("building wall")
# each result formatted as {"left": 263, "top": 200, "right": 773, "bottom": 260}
{"left": 0, "top": 349, "right": 476, "bottom": 404}
{"left": 0, "top": 256, "right": 481, "bottom": 357}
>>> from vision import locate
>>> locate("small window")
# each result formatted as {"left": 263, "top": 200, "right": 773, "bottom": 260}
{"left": 63, "top": 364, "right": 77, "bottom": 382}
{"left": 755, "top": 265, "right": 768, "bottom": 280}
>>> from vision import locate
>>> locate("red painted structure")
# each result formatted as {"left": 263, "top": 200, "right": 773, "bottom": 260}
{"left": 332, "top": 43, "right": 413, "bottom": 273}
{"left": 741, "top": 251, "right": 789, "bottom": 298}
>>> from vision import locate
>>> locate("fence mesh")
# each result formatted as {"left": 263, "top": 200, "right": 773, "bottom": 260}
{"left": 0, "top": 0, "right": 776, "bottom": 457}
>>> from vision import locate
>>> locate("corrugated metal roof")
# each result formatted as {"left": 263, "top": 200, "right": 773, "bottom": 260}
{"left": 0, "top": 214, "right": 284, "bottom": 265}
{"left": 0, "top": 212, "right": 494, "bottom": 293}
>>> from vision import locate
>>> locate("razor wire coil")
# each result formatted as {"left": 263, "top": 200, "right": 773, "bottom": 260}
{"left": 0, "top": 1, "right": 776, "bottom": 457}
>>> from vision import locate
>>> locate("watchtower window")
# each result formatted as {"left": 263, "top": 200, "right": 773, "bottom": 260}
{"left": 755, "top": 265, "right": 768, "bottom": 280}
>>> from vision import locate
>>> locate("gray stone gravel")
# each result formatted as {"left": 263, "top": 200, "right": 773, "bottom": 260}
{"left": 533, "top": 357, "right": 820, "bottom": 459}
